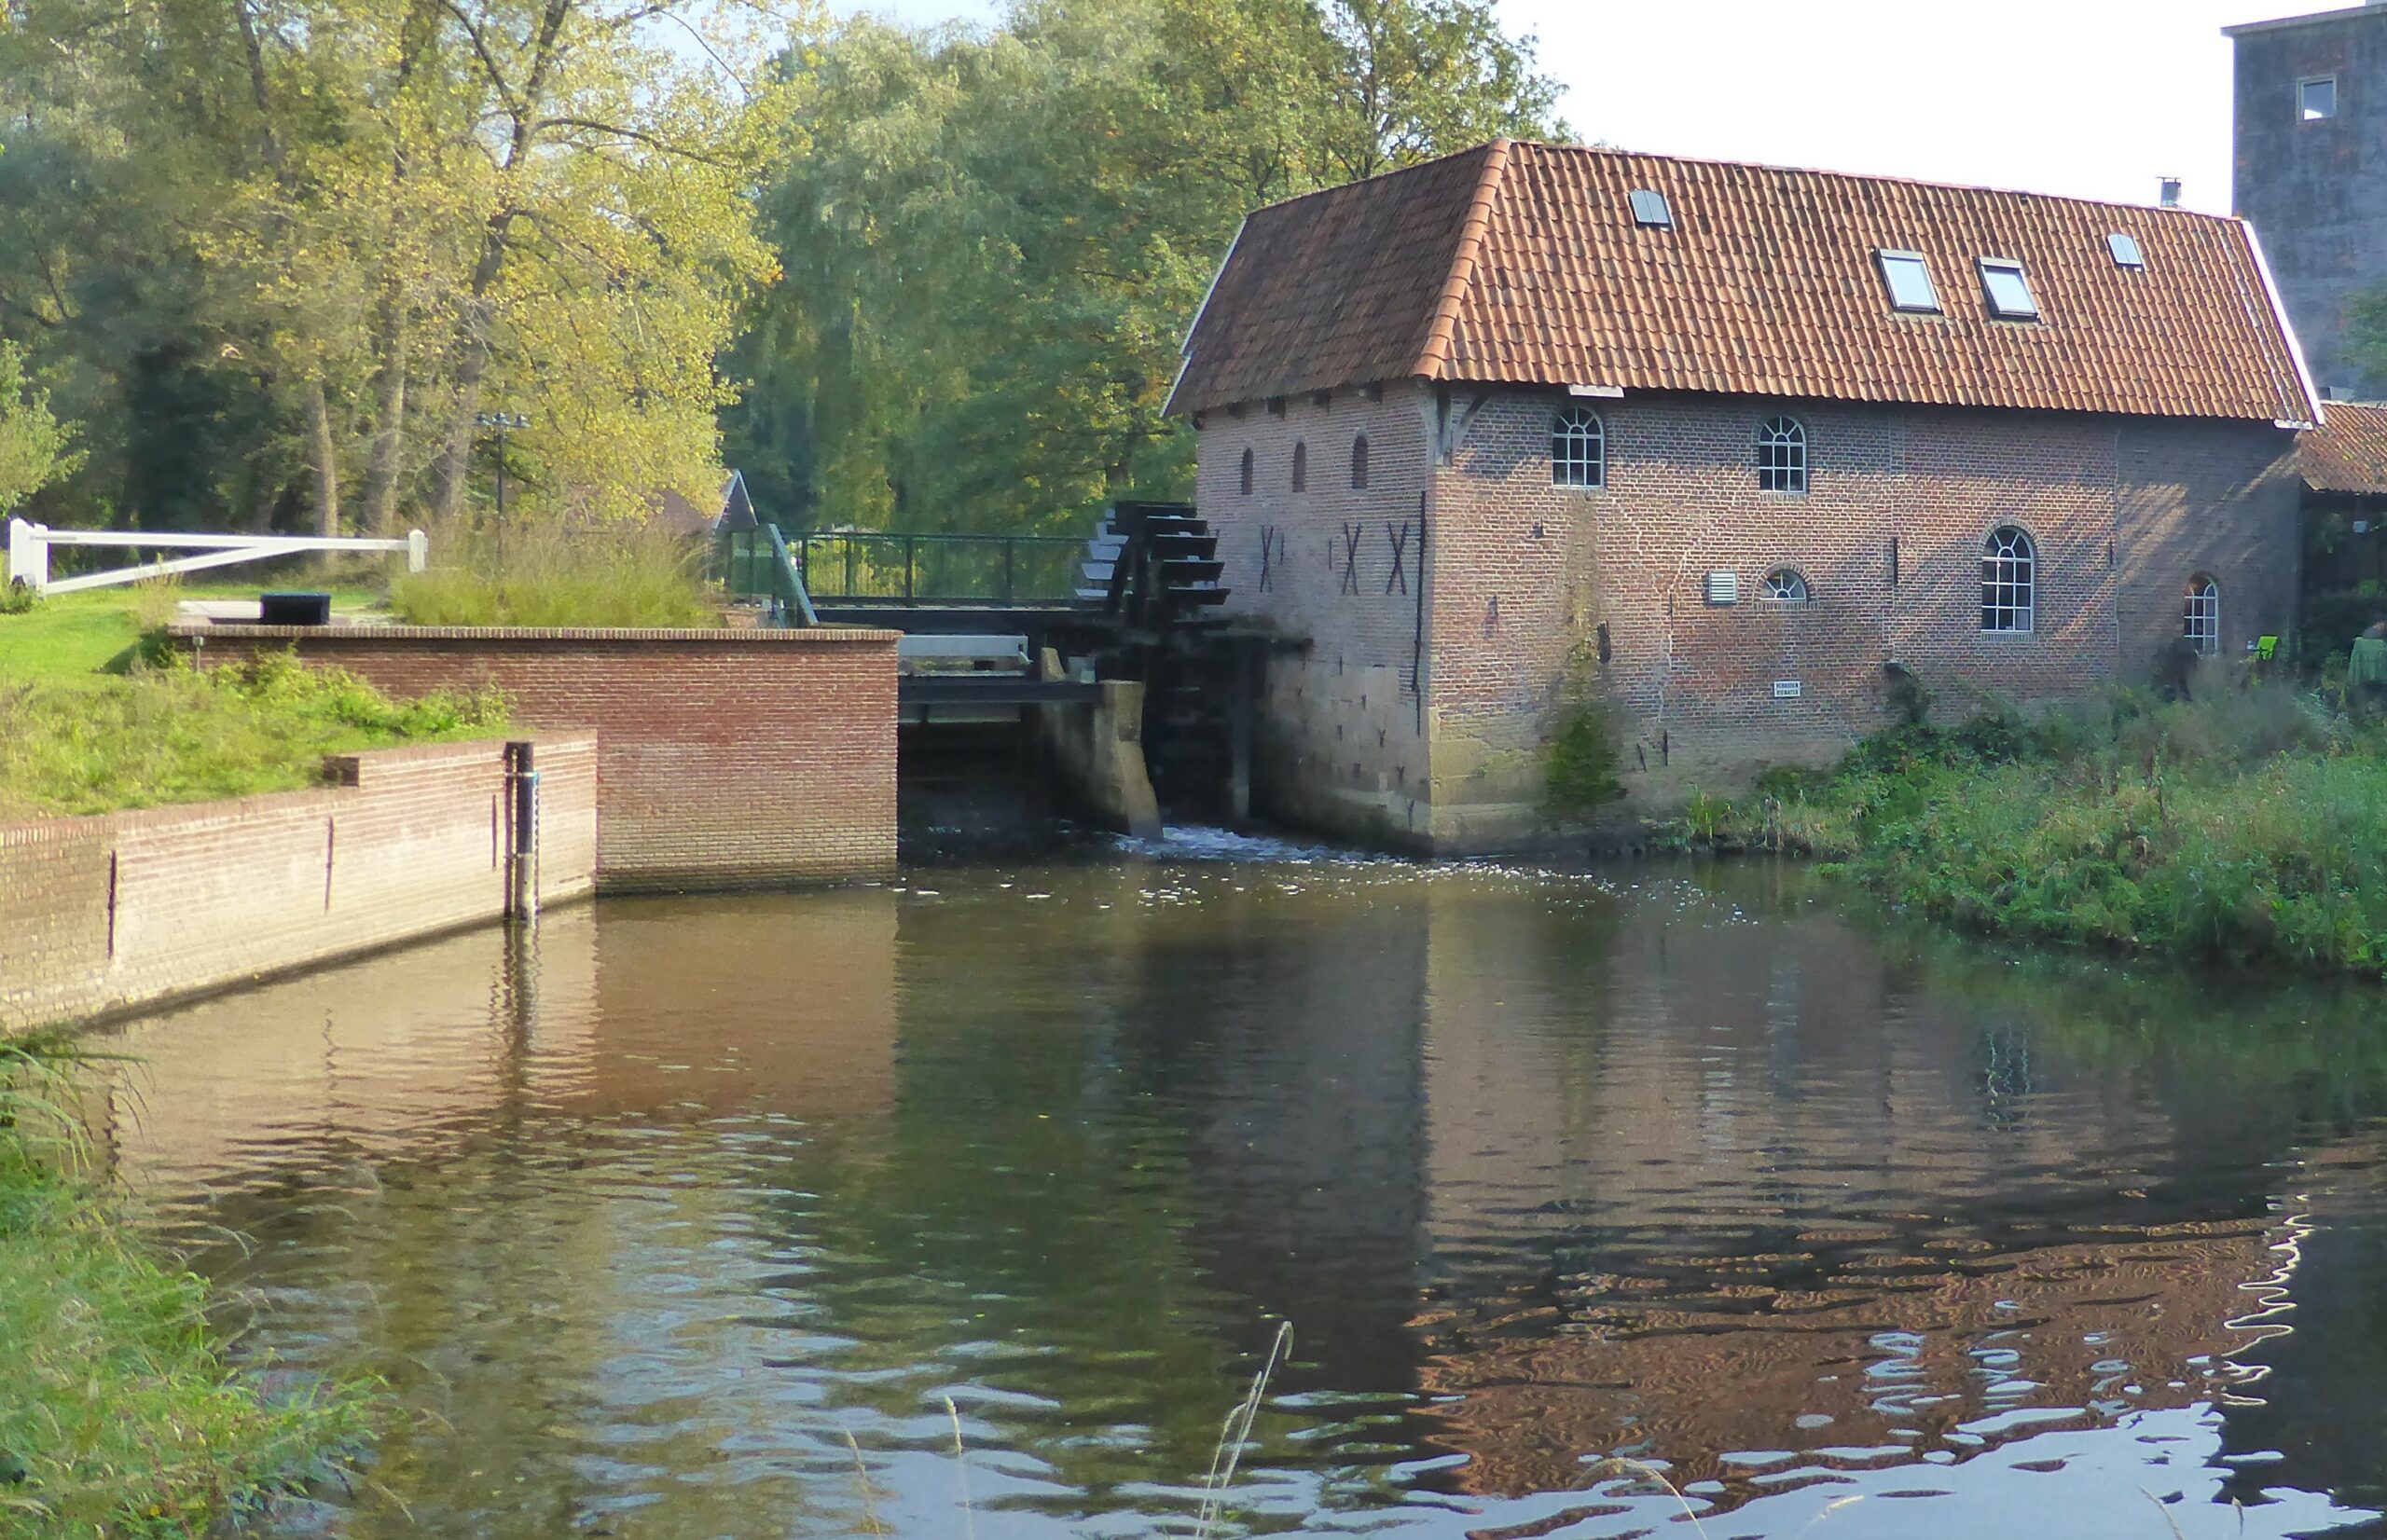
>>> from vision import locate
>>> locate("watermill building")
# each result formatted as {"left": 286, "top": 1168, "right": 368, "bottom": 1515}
{"left": 1169, "top": 139, "right": 2322, "bottom": 851}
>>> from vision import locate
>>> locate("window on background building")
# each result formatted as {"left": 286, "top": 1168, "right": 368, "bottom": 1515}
{"left": 1291, "top": 441, "right": 1307, "bottom": 493}
{"left": 2303, "top": 76, "right": 2339, "bottom": 121}
{"left": 1876, "top": 251, "right": 1941, "bottom": 313}
{"left": 1238, "top": 447, "right": 1253, "bottom": 496}
{"left": 1350, "top": 435, "right": 1370, "bottom": 489}
{"left": 1981, "top": 527, "right": 2036, "bottom": 633}
{"left": 2107, "top": 232, "right": 2146, "bottom": 269}
{"left": 1629, "top": 188, "right": 1673, "bottom": 227}
{"left": 1552, "top": 406, "right": 1606, "bottom": 488}
{"left": 2184, "top": 575, "right": 2220, "bottom": 655}
{"left": 1757, "top": 417, "right": 1807, "bottom": 494}
{"left": 1978, "top": 258, "right": 2040, "bottom": 321}
{"left": 1761, "top": 568, "right": 1811, "bottom": 603}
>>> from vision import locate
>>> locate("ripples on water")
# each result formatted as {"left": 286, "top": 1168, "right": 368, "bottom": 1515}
{"left": 83, "top": 844, "right": 2387, "bottom": 1538}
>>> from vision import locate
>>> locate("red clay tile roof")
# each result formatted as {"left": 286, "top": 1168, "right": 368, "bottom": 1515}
{"left": 1168, "top": 140, "right": 2321, "bottom": 427}
{"left": 2301, "top": 402, "right": 2387, "bottom": 494}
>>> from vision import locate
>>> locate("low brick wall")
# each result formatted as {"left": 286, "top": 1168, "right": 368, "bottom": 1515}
{"left": 176, "top": 626, "right": 899, "bottom": 888}
{"left": 0, "top": 736, "right": 596, "bottom": 1034}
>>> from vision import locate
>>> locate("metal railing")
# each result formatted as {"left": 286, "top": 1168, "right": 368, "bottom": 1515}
{"left": 774, "top": 530, "right": 1088, "bottom": 607}
{"left": 715, "top": 525, "right": 819, "bottom": 625}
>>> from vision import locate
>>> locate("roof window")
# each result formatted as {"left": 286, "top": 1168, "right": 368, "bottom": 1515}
{"left": 1628, "top": 189, "right": 1673, "bottom": 228}
{"left": 1876, "top": 250, "right": 1941, "bottom": 313}
{"left": 2107, "top": 232, "right": 2145, "bottom": 269}
{"left": 1978, "top": 257, "right": 2039, "bottom": 321}
{"left": 2303, "top": 76, "right": 2338, "bottom": 121}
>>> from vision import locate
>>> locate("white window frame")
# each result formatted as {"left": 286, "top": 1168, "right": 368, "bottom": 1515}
{"left": 1761, "top": 568, "right": 1812, "bottom": 604}
{"left": 2184, "top": 576, "right": 2220, "bottom": 656}
{"left": 1757, "top": 417, "right": 1807, "bottom": 495}
{"left": 1552, "top": 406, "right": 1606, "bottom": 488}
{"left": 2107, "top": 232, "right": 2145, "bottom": 270}
{"left": 2302, "top": 76, "right": 2339, "bottom": 121}
{"left": 1981, "top": 526, "right": 2036, "bottom": 635}
{"left": 1876, "top": 250, "right": 1942, "bottom": 313}
{"left": 1978, "top": 257, "right": 2040, "bottom": 321}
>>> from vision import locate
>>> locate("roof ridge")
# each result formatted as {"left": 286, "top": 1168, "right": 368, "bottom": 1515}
{"left": 1497, "top": 139, "right": 2237, "bottom": 227}
{"left": 1414, "top": 137, "right": 1512, "bottom": 381}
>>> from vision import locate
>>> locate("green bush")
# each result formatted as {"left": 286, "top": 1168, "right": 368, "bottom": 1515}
{"left": 1702, "top": 683, "right": 2387, "bottom": 976}
{"left": 1545, "top": 694, "right": 1625, "bottom": 811}
{"left": 392, "top": 518, "right": 714, "bottom": 628}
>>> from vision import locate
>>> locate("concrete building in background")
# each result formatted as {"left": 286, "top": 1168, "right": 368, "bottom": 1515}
{"left": 2228, "top": 1, "right": 2387, "bottom": 401}
{"left": 1170, "top": 141, "right": 2318, "bottom": 852}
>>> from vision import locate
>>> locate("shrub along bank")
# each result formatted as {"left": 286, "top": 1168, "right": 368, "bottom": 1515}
{"left": 1697, "top": 688, "right": 2387, "bottom": 978}
{"left": 0, "top": 1039, "right": 371, "bottom": 1538}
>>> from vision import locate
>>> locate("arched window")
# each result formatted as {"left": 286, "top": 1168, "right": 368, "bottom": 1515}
{"left": 1981, "top": 527, "right": 2035, "bottom": 633}
{"left": 1761, "top": 568, "right": 1811, "bottom": 604}
{"left": 1238, "top": 447, "right": 1253, "bottom": 497}
{"left": 1291, "top": 441, "right": 1307, "bottom": 494}
{"left": 2183, "top": 575, "right": 2220, "bottom": 655}
{"left": 1350, "top": 435, "right": 1370, "bottom": 489}
{"left": 1757, "top": 417, "right": 1807, "bottom": 494}
{"left": 1552, "top": 406, "right": 1605, "bottom": 488}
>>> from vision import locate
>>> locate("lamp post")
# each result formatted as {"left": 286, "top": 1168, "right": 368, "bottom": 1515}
{"left": 476, "top": 410, "right": 531, "bottom": 571}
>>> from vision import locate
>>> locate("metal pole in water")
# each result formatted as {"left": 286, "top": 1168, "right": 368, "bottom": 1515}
{"left": 505, "top": 741, "right": 540, "bottom": 924}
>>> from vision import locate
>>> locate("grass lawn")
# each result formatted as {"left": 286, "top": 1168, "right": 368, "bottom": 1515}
{"left": 0, "top": 584, "right": 504, "bottom": 819}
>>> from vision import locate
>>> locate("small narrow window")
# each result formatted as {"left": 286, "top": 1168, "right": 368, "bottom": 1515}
{"left": 2107, "top": 232, "right": 2145, "bottom": 269}
{"left": 1761, "top": 569, "right": 1811, "bottom": 604}
{"left": 1877, "top": 250, "right": 1941, "bottom": 313}
{"left": 2303, "top": 76, "right": 2338, "bottom": 121}
{"left": 1238, "top": 447, "right": 1253, "bottom": 496}
{"left": 1629, "top": 188, "right": 1673, "bottom": 228}
{"left": 1979, "top": 258, "right": 2039, "bottom": 321}
{"left": 1350, "top": 435, "right": 1369, "bottom": 490}
{"left": 1291, "top": 440, "right": 1307, "bottom": 493}
{"left": 1982, "top": 527, "right": 2035, "bottom": 634}
{"left": 1552, "top": 406, "right": 1606, "bottom": 488}
{"left": 1757, "top": 417, "right": 1807, "bottom": 495}
{"left": 2184, "top": 575, "right": 2220, "bottom": 656}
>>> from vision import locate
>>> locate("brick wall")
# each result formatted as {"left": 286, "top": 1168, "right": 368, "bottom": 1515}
{"left": 1, "top": 736, "right": 595, "bottom": 1034}
{"left": 1200, "top": 390, "right": 1438, "bottom": 846}
{"left": 1202, "top": 385, "right": 2304, "bottom": 852}
{"left": 179, "top": 626, "right": 899, "bottom": 887}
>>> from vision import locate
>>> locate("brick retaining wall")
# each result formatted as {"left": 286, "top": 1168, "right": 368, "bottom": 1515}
{"left": 0, "top": 736, "right": 596, "bottom": 1034}
{"left": 175, "top": 626, "right": 900, "bottom": 888}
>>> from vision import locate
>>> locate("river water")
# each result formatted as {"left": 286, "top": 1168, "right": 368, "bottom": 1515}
{"left": 85, "top": 841, "right": 2387, "bottom": 1539}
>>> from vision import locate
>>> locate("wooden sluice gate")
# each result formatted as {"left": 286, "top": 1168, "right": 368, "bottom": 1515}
{"left": 716, "top": 503, "right": 1293, "bottom": 829}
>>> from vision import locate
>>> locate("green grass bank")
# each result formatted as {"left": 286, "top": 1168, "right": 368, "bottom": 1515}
{"left": 1686, "top": 687, "right": 2387, "bottom": 978}
{"left": 0, "top": 1039, "right": 371, "bottom": 1538}
{"left": 0, "top": 587, "right": 505, "bottom": 819}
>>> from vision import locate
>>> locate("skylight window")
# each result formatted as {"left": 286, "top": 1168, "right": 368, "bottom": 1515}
{"left": 1629, "top": 189, "right": 1673, "bottom": 228}
{"left": 1876, "top": 250, "right": 1941, "bottom": 313}
{"left": 1978, "top": 257, "right": 2039, "bottom": 321}
{"left": 2107, "top": 232, "right": 2145, "bottom": 269}
{"left": 2303, "top": 76, "right": 2339, "bottom": 121}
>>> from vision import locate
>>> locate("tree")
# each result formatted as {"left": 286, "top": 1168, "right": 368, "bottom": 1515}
{"left": 724, "top": 0, "right": 1565, "bottom": 534}
{"left": 2347, "top": 281, "right": 2387, "bottom": 400}
{"left": 0, "top": 342, "right": 81, "bottom": 512}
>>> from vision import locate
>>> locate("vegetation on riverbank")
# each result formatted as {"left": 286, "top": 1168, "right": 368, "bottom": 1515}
{"left": 389, "top": 520, "right": 714, "bottom": 628}
{"left": 0, "top": 1038, "right": 370, "bottom": 1537}
{"left": 0, "top": 588, "right": 505, "bottom": 818}
{"left": 1690, "top": 687, "right": 2387, "bottom": 977}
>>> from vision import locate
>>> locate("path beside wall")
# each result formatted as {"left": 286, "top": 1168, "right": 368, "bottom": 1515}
{"left": 177, "top": 626, "right": 900, "bottom": 888}
{"left": 0, "top": 736, "right": 596, "bottom": 1035}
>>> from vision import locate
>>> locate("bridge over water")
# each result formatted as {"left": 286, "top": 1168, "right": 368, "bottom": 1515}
{"left": 717, "top": 504, "right": 1278, "bottom": 824}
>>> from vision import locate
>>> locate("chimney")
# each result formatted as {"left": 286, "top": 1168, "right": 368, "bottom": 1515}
{"left": 2159, "top": 176, "right": 2184, "bottom": 208}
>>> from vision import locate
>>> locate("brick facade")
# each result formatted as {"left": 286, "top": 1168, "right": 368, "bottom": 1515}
{"left": 0, "top": 736, "right": 596, "bottom": 1034}
{"left": 179, "top": 626, "right": 899, "bottom": 888}
{"left": 1201, "top": 384, "right": 2303, "bottom": 851}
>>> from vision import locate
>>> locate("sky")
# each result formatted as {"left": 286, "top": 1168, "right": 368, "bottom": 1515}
{"left": 840, "top": 0, "right": 2358, "bottom": 215}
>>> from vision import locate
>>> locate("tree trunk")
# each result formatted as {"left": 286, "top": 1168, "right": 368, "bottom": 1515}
{"left": 359, "top": 295, "right": 408, "bottom": 533}
{"left": 308, "top": 377, "right": 341, "bottom": 539}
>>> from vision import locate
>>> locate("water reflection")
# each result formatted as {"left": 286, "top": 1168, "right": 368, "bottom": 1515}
{"left": 87, "top": 857, "right": 2387, "bottom": 1537}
